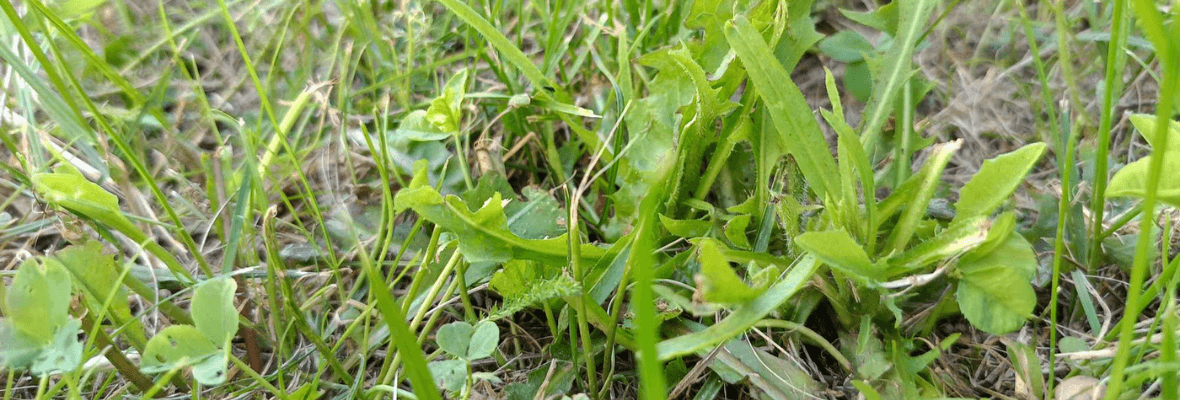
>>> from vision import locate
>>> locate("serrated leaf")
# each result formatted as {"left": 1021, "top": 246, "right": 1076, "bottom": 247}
{"left": 191, "top": 278, "right": 238, "bottom": 347}
{"left": 956, "top": 235, "right": 1037, "bottom": 335}
{"left": 795, "top": 230, "right": 884, "bottom": 281}
{"left": 857, "top": 0, "right": 937, "bottom": 150}
{"left": 954, "top": 143, "right": 1047, "bottom": 222}
{"left": 725, "top": 16, "right": 839, "bottom": 198}
{"left": 695, "top": 240, "right": 766, "bottom": 304}
{"left": 467, "top": 321, "right": 500, "bottom": 360}
{"left": 887, "top": 215, "right": 990, "bottom": 274}
{"left": 841, "top": 2, "right": 899, "bottom": 33}
{"left": 5, "top": 258, "right": 72, "bottom": 341}
{"left": 488, "top": 260, "right": 581, "bottom": 320}
{"left": 141, "top": 325, "right": 220, "bottom": 374}
{"left": 436, "top": 321, "right": 475, "bottom": 358}
{"left": 395, "top": 161, "right": 604, "bottom": 265}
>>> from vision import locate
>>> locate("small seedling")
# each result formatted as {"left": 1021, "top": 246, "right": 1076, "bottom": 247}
{"left": 140, "top": 277, "right": 239, "bottom": 386}
{"left": 429, "top": 320, "right": 501, "bottom": 398}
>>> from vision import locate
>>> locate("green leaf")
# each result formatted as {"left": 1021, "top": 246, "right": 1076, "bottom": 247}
{"left": 395, "top": 110, "right": 451, "bottom": 141}
{"left": 425, "top": 68, "right": 468, "bottom": 133}
{"left": 1128, "top": 113, "right": 1180, "bottom": 152}
{"left": 773, "top": 0, "right": 826, "bottom": 73}
{"left": 467, "top": 321, "right": 500, "bottom": 360}
{"left": 657, "top": 255, "right": 818, "bottom": 360}
{"left": 141, "top": 325, "right": 221, "bottom": 374}
{"left": 428, "top": 359, "right": 467, "bottom": 392}
{"left": 660, "top": 214, "right": 713, "bottom": 238}
{"left": 725, "top": 16, "right": 839, "bottom": 198}
{"left": 795, "top": 230, "right": 884, "bottom": 281}
{"left": 956, "top": 235, "right": 1038, "bottom": 335}
{"left": 507, "top": 186, "right": 567, "bottom": 240}
{"left": 1108, "top": 155, "right": 1180, "bottom": 208}
{"left": 0, "top": 317, "right": 82, "bottom": 376}
{"left": 395, "top": 161, "right": 605, "bottom": 265}
{"left": 841, "top": 3, "right": 899, "bottom": 34}
{"left": 191, "top": 278, "right": 238, "bottom": 347}
{"left": 29, "top": 318, "right": 82, "bottom": 376}
{"left": 954, "top": 143, "right": 1047, "bottom": 222}
{"left": 694, "top": 239, "right": 766, "bottom": 304}
{"left": 5, "top": 257, "right": 72, "bottom": 341}
{"left": 32, "top": 170, "right": 139, "bottom": 240}
{"left": 54, "top": 242, "right": 144, "bottom": 346}
{"left": 714, "top": 339, "right": 822, "bottom": 397}
{"left": 818, "top": 30, "right": 874, "bottom": 62}
{"left": 857, "top": 0, "right": 937, "bottom": 151}
{"left": 0, "top": 320, "right": 41, "bottom": 369}
{"left": 190, "top": 348, "right": 229, "bottom": 386}
{"left": 436, "top": 321, "right": 475, "bottom": 359}
{"left": 723, "top": 214, "right": 752, "bottom": 249}
{"left": 886, "top": 140, "right": 961, "bottom": 252}
{"left": 886, "top": 215, "right": 990, "bottom": 274}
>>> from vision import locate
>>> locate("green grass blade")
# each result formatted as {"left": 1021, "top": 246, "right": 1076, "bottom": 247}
{"left": 857, "top": 0, "right": 938, "bottom": 156}
{"left": 656, "top": 255, "right": 818, "bottom": 360}
{"left": 1106, "top": 1, "right": 1179, "bottom": 397}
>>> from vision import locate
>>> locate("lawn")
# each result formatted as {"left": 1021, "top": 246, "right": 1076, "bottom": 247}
{"left": 1, "top": 0, "right": 1178, "bottom": 399}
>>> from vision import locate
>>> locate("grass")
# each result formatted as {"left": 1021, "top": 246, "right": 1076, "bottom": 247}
{"left": 1, "top": 0, "right": 1179, "bottom": 399}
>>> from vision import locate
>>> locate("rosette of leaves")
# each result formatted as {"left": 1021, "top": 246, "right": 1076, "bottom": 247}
{"left": 795, "top": 142, "right": 1047, "bottom": 335}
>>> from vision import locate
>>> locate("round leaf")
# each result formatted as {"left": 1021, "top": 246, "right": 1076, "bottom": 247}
{"left": 141, "top": 325, "right": 220, "bottom": 374}
{"left": 466, "top": 321, "right": 499, "bottom": 360}
{"left": 30, "top": 319, "right": 82, "bottom": 376}
{"left": 5, "top": 258, "right": 72, "bottom": 341}
{"left": 191, "top": 349, "right": 229, "bottom": 386}
{"left": 428, "top": 359, "right": 467, "bottom": 392}
{"left": 435, "top": 321, "right": 474, "bottom": 358}
{"left": 956, "top": 235, "right": 1038, "bottom": 335}
{"left": 191, "top": 278, "right": 239, "bottom": 347}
